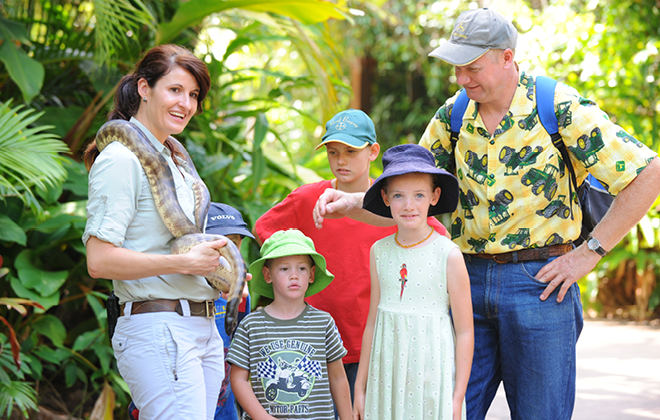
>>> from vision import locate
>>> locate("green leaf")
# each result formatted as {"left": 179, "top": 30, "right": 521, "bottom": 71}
{"left": 0, "top": 213, "right": 26, "bottom": 245}
{"left": 0, "top": 17, "right": 31, "bottom": 44}
{"left": 32, "top": 347, "right": 70, "bottom": 365}
{"left": 32, "top": 315, "right": 67, "bottom": 348}
{"left": 157, "top": 0, "right": 346, "bottom": 44}
{"left": 9, "top": 275, "right": 60, "bottom": 312}
{"left": 0, "top": 42, "right": 44, "bottom": 103}
{"left": 72, "top": 330, "right": 102, "bottom": 352}
{"left": 14, "top": 250, "right": 68, "bottom": 297}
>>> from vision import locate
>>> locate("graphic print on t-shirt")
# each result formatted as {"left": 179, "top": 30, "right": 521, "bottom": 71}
{"left": 257, "top": 339, "right": 323, "bottom": 415}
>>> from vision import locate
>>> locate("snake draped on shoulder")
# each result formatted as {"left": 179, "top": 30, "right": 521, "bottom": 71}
{"left": 94, "top": 119, "right": 247, "bottom": 335}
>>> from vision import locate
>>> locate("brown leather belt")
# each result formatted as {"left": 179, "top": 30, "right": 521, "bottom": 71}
{"left": 121, "top": 299, "right": 215, "bottom": 319}
{"left": 471, "top": 243, "right": 573, "bottom": 264}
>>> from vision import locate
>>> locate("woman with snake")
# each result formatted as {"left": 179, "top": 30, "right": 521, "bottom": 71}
{"left": 83, "top": 45, "right": 244, "bottom": 419}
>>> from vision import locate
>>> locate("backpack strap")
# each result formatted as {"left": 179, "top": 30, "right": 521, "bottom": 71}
{"left": 536, "top": 75, "right": 579, "bottom": 219}
{"left": 450, "top": 89, "right": 470, "bottom": 151}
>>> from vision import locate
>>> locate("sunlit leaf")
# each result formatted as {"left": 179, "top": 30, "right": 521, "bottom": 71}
{"left": 157, "top": 0, "right": 346, "bottom": 44}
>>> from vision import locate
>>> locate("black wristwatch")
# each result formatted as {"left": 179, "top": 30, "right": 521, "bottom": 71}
{"left": 586, "top": 236, "right": 607, "bottom": 257}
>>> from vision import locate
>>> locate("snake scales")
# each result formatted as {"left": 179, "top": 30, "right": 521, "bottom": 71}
{"left": 95, "top": 119, "right": 247, "bottom": 335}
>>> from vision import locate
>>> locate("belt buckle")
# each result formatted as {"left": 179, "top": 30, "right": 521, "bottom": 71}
{"left": 205, "top": 300, "right": 215, "bottom": 319}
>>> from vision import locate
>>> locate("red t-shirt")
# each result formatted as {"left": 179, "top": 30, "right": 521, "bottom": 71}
{"left": 254, "top": 180, "right": 447, "bottom": 363}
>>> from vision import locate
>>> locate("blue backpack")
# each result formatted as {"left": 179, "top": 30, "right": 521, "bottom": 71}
{"left": 449, "top": 76, "right": 613, "bottom": 245}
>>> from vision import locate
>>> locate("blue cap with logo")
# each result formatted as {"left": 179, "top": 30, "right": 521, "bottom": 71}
{"left": 316, "top": 109, "right": 377, "bottom": 150}
{"left": 205, "top": 203, "right": 255, "bottom": 239}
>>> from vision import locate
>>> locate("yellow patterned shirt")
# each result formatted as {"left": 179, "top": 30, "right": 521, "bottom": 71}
{"left": 419, "top": 71, "right": 657, "bottom": 254}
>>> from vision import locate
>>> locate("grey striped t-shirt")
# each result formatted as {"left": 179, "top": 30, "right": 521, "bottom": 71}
{"left": 227, "top": 304, "right": 346, "bottom": 419}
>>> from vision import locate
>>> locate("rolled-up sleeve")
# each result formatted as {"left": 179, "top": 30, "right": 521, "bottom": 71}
{"left": 83, "top": 143, "right": 142, "bottom": 247}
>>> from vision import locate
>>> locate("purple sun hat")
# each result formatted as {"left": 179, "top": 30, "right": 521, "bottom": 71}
{"left": 363, "top": 144, "right": 458, "bottom": 218}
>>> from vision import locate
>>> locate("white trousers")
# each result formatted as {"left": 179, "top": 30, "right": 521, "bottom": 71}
{"left": 112, "top": 301, "right": 224, "bottom": 420}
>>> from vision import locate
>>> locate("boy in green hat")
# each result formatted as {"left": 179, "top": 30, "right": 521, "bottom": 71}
{"left": 226, "top": 229, "right": 352, "bottom": 419}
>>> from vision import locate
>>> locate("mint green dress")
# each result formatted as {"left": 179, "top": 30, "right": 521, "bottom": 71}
{"left": 364, "top": 234, "right": 466, "bottom": 419}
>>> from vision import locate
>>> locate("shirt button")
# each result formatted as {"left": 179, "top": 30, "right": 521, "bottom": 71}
{"left": 489, "top": 174, "right": 495, "bottom": 179}
{"left": 489, "top": 140, "right": 495, "bottom": 145}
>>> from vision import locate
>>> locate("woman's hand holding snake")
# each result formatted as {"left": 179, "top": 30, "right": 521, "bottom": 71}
{"left": 181, "top": 239, "right": 227, "bottom": 276}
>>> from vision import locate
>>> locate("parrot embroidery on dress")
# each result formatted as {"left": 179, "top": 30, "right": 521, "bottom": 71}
{"left": 399, "top": 263, "right": 408, "bottom": 300}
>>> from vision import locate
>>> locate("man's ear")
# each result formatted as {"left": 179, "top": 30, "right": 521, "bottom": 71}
{"left": 262, "top": 266, "right": 272, "bottom": 284}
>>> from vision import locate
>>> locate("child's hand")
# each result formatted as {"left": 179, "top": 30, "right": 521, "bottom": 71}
{"left": 352, "top": 391, "right": 365, "bottom": 420}
{"left": 221, "top": 274, "right": 251, "bottom": 300}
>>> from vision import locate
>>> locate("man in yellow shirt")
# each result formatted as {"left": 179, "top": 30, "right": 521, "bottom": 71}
{"left": 313, "top": 8, "right": 660, "bottom": 420}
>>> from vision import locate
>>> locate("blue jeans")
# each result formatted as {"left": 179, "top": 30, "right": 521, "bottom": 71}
{"left": 464, "top": 256, "right": 583, "bottom": 420}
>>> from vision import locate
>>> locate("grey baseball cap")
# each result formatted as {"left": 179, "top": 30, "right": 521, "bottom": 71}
{"left": 429, "top": 8, "right": 517, "bottom": 66}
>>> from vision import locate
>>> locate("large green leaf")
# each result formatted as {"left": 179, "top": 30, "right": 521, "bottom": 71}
{"left": 14, "top": 250, "right": 68, "bottom": 297}
{"left": 31, "top": 314, "right": 67, "bottom": 348}
{"left": 0, "top": 42, "right": 44, "bottom": 103}
{"left": 0, "top": 213, "right": 26, "bottom": 245}
{"left": 157, "top": 0, "right": 346, "bottom": 44}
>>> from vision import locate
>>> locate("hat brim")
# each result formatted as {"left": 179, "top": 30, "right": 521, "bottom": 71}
{"left": 248, "top": 245, "right": 334, "bottom": 299}
{"left": 428, "top": 42, "right": 489, "bottom": 66}
{"left": 315, "top": 134, "right": 372, "bottom": 150}
{"left": 206, "top": 225, "right": 255, "bottom": 240}
{"left": 363, "top": 166, "right": 459, "bottom": 218}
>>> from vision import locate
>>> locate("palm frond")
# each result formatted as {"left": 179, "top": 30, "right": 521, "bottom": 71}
{"left": 0, "top": 380, "right": 38, "bottom": 420}
{"left": 0, "top": 100, "right": 69, "bottom": 211}
{"left": 92, "top": 0, "right": 156, "bottom": 63}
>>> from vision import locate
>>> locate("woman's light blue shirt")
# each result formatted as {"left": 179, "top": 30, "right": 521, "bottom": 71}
{"left": 83, "top": 118, "right": 217, "bottom": 304}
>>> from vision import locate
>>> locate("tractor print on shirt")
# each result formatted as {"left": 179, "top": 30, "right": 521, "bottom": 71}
{"left": 465, "top": 150, "right": 490, "bottom": 185}
{"left": 500, "top": 228, "right": 531, "bottom": 249}
{"left": 568, "top": 127, "right": 605, "bottom": 168}
{"left": 556, "top": 101, "right": 572, "bottom": 128}
{"left": 430, "top": 140, "right": 455, "bottom": 175}
{"left": 451, "top": 217, "right": 463, "bottom": 240}
{"left": 521, "top": 163, "right": 559, "bottom": 201}
{"left": 518, "top": 107, "right": 539, "bottom": 131}
{"left": 467, "top": 233, "right": 497, "bottom": 253}
{"left": 489, "top": 189, "right": 514, "bottom": 226}
{"left": 616, "top": 130, "right": 644, "bottom": 148}
{"left": 536, "top": 194, "right": 571, "bottom": 219}
{"left": 521, "top": 73, "right": 535, "bottom": 100}
{"left": 459, "top": 188, "right": 479, "bottom": 219}
{"left": 499, "top": 145, "right": 543, "bottom": 175}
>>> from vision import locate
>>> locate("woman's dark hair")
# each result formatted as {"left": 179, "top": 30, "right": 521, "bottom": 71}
{"left": 84, "top": 45, "right": 210, "bottom": 170}
{"left": 108, "top": 44, "right": 210, "bottom": 121}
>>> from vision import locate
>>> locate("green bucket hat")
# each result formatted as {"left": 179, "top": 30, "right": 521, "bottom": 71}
{"left": 249, "top": 229, "right": 334, "bottom": 299}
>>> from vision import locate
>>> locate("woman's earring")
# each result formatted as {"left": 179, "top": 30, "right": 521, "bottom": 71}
{"left": 142, "top": 97, "right": 147, "bottom": 102}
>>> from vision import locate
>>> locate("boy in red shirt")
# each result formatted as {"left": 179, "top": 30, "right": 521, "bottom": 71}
{"left": 254, "top": 109, "right": 447, "bottom": 403}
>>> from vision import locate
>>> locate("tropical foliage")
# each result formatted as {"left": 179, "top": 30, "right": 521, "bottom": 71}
{"left": 0, "top": 0, "right": 658, "bottom": 417}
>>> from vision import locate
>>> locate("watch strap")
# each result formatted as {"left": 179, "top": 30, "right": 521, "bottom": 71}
{"left": 587, "top": 236, "right": 607, "bottom": 257}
